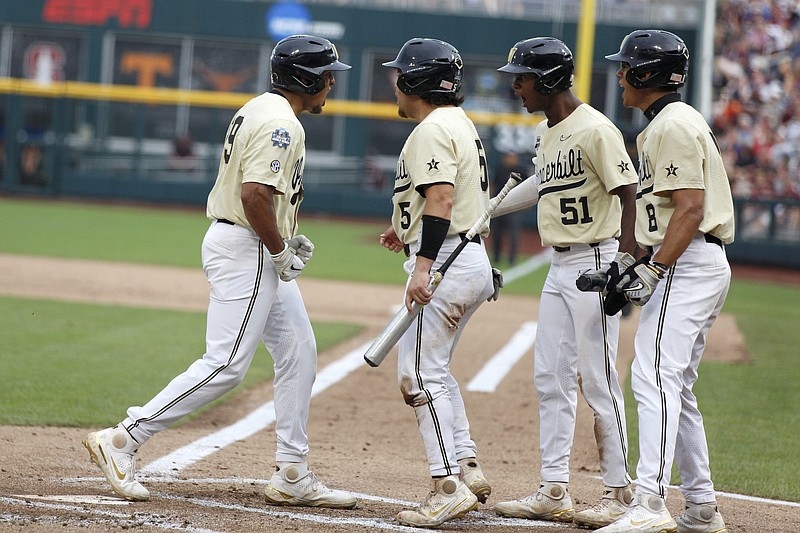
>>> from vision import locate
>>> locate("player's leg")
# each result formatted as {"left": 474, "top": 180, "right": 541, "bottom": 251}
{"left": 261, "top": 279, "right": 317, "bottom": 463}
{"left": 567, "top": 245, "right": 632, "bottom": 529}
{"left": 631, "top": 239, "right": 727, "bottom": 501}
{"left": 260, "top": 278, "right": 356, "bottom": 509}
{"left": 493, "top": 256, "right": 576, "bottom": 522}
{"left": 396, "top": 241, "right": 488, "bottom": 526}
{"left": 534, "top": 257, "right": 579, "bottom": 485}
{"left": 84, "top": 223, "right": 276, "bottom": 500}
{"left": 673, "top": 241, "right": 730, "bottom": 531}
{"left": 122, "top": 224, "right": 276, "bottom": 443}
{"left": 568, "top": 245, "right": 629, "bottom": 485}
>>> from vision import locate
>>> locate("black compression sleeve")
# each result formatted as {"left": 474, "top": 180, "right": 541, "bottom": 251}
{"left": 417, "top": 215, "right": 450, "bottom": 260}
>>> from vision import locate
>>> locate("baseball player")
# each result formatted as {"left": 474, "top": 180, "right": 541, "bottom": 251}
{"left": 490, "top": 37, "right": 638, "bottom": 529}
{"left": 82, "top": 35, "right": 357, "bottom": 509}
{"left": 596, "top": 30, "right": 735, "bottom": 533}
{"left": 378, "top": 37, "right": 497, "bottom": 528}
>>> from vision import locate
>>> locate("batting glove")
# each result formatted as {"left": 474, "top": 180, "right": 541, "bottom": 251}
{"left": 487, "top": 267, "right": 503, "bottom": 301}
{"left": 285, "top": 234, "right": 314, "bottom": 264}
{"left": 271, "top": 242, "right": 305, "bottom": 282}
{"left": 622, "top": 260, "right": 669, "bottom": 306}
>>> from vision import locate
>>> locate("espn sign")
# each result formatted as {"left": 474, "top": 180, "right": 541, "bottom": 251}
{"left": 42, "top": 0, "right": 152, "bottom": 29}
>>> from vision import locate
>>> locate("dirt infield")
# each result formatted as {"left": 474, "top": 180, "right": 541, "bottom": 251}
{"left": 1, "top": 253, "right": 798, "bottom": 532}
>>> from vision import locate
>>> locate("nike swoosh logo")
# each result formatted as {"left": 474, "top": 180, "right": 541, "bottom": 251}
{"left": 290, "top": 266, "right": 303, "bottom": 271}
{"left": 109, "top": 456, "right": 127, "bottom": 481}
{"left": 630, "top": 517, "right": 673, "bottom": 527}
{"left": 559, "top": 134, "right": 572, "bottom": 141}
{"left": 626, "top": 282, "right": 645, "bottom": 292}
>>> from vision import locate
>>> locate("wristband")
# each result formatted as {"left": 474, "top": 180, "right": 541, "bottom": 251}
{"left": 650, "top": 260, "right": 670, "bottom": 278}
{"left": 417, "top": 215, "right": 450, "bottom": 260}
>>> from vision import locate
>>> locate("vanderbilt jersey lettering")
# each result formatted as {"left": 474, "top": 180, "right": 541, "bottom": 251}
{"left": 635, "top": 101, "right": 735, "bottom": 246}
{"left": 534, "top": 104, "right": 637, "bottom": 247}
{"left": 391, "top": 107, "right": 490, "bottom": 244}
{"left": 207, "top": 92, "right": 306, "bottom": 238}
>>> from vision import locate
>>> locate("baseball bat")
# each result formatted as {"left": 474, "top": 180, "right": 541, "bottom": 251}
{"left": 363, "top": 171, "right": 527, "bottom": 368}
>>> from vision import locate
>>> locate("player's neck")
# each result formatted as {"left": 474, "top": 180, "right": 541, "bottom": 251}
{"left": 544, "top": 92, "right": 583, "bottom": 126}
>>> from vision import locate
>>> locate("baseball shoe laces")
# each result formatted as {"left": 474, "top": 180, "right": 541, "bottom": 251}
{"left": 82, "top": 426, "right": 149, "bottom": 501}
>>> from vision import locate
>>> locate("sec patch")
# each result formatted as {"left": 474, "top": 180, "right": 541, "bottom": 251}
{"left": 271, "top": 160, "right": 281, "bottom": 173}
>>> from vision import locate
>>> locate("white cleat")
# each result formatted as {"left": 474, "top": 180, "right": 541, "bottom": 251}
{"left": 82, "top": 427, "right": 149, "bottom": 501}
{"left": 573, "top": 485, "right": 633, "bottom": 529}
{"left": 596, "top": 493, "right": 677, "bottom": 533}
{"left": 493, "top": 481, "right": 575, "bottom": 522}
{"left": 264, "top": 462, "right": 357, "bottom": 509}
{"left": 458, "top": 457, "right": 492, "bottom": 504}
{"left": 675, "top": 503, "right": 728, "bottom": 533}
{"left": 397, "top": 475, "right": 479, "bottom": 528}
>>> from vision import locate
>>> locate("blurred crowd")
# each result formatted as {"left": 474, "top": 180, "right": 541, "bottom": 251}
{"left": 713, "top": 0, "right": 800, "bottom": 199}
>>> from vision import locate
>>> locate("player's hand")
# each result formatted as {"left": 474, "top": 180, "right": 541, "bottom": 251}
{"left": 271, "top": 242, "right": 305, "bottom": 282}
{"left": 406, "top": 261, "right": 434, "bottom": 312}
{"left": 605, "top": 251, "right": 636, "bottom": 294}
{"left": 285, "top": 235, "right": 314, "bottom": 264}
{"left": 379, "top": 226, "right": 404, "bottom": 253}
{"left": 621, "top": 260, "right": 668, "bottom": 306}
{"left": 487, "top": 267, "right": 503, "bottom": 301}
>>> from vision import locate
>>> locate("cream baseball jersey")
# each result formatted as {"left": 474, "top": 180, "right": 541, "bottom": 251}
{"left": 534, "top": 104, "right": 637, "bottom": 247}
{"left": 207, "top": 92, "right": 305, "bottom": 238}
{"left": 635, "top": 99, "right": 735, "bottom": 247}
{"left": 391, "top": 107, "right": 491, "bottom": 244}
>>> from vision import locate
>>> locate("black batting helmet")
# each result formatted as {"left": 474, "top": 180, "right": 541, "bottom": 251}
{"left": 382, "top": 38, "right": 463, "bottom": 96}
{"left": 270, "top": 35, "right": 351, "bottom": 95}
{"left": 605, "top": 29, "right": 689, "bottom": 89}
{"left": 497, "top": 37, "right": 574, "bottom": 95}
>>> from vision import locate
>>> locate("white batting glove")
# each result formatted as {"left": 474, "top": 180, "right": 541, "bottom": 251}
{"left": 623, "top": 261, "right": 668, "bottom": 306}
{"left": 285, "top": 234, "right": 314, "bottom": 264}
{"left": 271, "top": 242, "right": 305, "bottom": 282}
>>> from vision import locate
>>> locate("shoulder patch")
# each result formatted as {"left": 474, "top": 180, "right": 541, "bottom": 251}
{"left": 271, "top": 128, "right": 291, "bottom": 149}
{"left": 270, "top": 160, "right": 281, "bottom": 173}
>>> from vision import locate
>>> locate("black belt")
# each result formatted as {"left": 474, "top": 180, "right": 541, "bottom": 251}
{"left": 216, "top": 219, "right": 235, "bottom": 225}
{"left": 403, "top": 233, "right": 482, "bottom": 257}
{"left": 553, "top": 242, "right": 600, "bottom": 253}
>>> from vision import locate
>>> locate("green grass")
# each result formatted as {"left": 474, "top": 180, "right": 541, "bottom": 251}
{"left": 0, "top": 295, "right": 361, "bottom": 427}
{"left": 623, "top": 279, "right": 800, "bottom": 502}
{"left": 2, "top": 196, "right": 799, "bottom": 501}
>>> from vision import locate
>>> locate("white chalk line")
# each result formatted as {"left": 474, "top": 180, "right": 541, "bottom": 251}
{"left": 467, "top": 321, "right": 537, "bottom": 392}
{"left": 0, "top": 496, "right": 222, "bottom": 533}
{"left": 502, "top": 250, "right": 552, "bottom": 285}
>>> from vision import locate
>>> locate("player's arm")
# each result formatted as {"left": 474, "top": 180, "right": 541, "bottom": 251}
{"left": 241, "top": 182, "right": 285, "bottom": 253}
{"left": 610, "top": 182, "right": 639, "bottom": 256}
{"left": 652, "top": 188, "right": 704, "bottom": 267}
{"left": 492, "top": 175, "right": 539, "bottom": 217}
{"left": 406, "top": 183, "right": 453, "bottom": 311}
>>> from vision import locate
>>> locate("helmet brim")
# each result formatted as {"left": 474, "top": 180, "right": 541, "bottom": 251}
{"left": 497, "top": 64, "right": 530, "bottom": 74}
{"left": 604, "top": 52, "right": 629, "bottom": 62}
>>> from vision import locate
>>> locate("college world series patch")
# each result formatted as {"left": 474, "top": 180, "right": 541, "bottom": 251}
{"left": 271, "top": 128, "right": 291, "bottom": 148}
